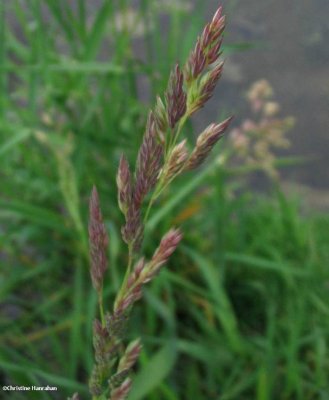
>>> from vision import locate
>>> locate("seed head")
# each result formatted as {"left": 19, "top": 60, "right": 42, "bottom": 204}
{"left": 166, "top": 64, "right": 187, "bottom": 129}
{"left": 118, "top": 338, "right": 142, "bottom": 372}
{"left": 185, "top": 6, "right": 225, "bottom": 83}
{"left": 134, "top": 112, "right": 163, "bottom": 207}
{"left": 89, "top": 186, "right": 109, "bottom": 292}
{"left": 114, "top": 284, "right": 143, "bottom": 315}
{"left": 93, "top": 319, "right": 110, "bottom": 364}
{"left": 110, "top": 378, "right": 132, "bottom": 400}
{"left": 141, "top": 228, "right": 182, "bottom": 283}
{"left": 114, "top": 230, "right": 181, "bottom": 314}
{"left": 89, "top": 364, "right": 103, "bottom": 396}
{"left": 154, "top": 96, "right": 168, "bottom": 142}
{"left": 117, "top": 155, "right": 133, "bottom": 215}
{"left": 151, "top": 228, "right": 182, "bottom": 267}
{"left": 161, "top": 140, "right": 189, "bottom": 182}
{"left": 109, "top": 370, "right": 130, "bottom": 390}
{"left": 193, "top": 61, "right": 224, "bottom": 112}
{"left": 93, "top": 319, "right": 108, "bottom": 347}
{"left": 187, "top": 117, "right": 233, "bottom": 170}
{"left": 105, "top": 311, "right": 129, "bottom": 339}
{"left": 127, "top": 258, "right": 146, "bottom": 289}
{"left": 121, "top": 203, "right": 143, "bottom": 252}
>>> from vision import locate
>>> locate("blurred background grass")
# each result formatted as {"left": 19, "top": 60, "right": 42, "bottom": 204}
{"left": 0, "top": 1, "right": 328, "bottom": 399}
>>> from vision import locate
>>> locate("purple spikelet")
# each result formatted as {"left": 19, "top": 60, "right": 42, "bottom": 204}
{"left": 114, "top": 229, "right": 182, "bottom": 314}
{"left": 161, "top": 140, "right": 189, "bottom": 182}
{"left": 88, "top": 186, "right": 108, "bottom": 292}
{"left": 187, "top": 117, "right": 233, "bottom": 170}
{"left": 166, "top": 64, "right": 187, "bottom": 129}
{"left": 185, "top": 6, "right": 225, "bottom": 83}
{"left": 117, "top": 155, "right": 133, "bottom": 215}
{"left": 118, "top": 339, "right": 142, "bottom": 372}
{"left": 117, "top": 113, "right": 163, "bottom": 252}
{"left": 154, "top": 96, "right": 168, "bottom": 143}
{"left": 121, "top": 204, "right": 143, "bottom": 252}
{"left": 143, "top": 228, "right": 183, "bottom": 282}
{"left": 134, "top": 112, "right": 163, "bottom": 207}
{"left": 198, "top": 61, "right": 224, "bottom": 108}
{"left": 110, "top": 378, "right": 132, "bottom": 400}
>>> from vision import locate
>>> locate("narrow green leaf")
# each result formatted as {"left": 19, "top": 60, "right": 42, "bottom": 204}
{"left": 0, "top": 199, "right": 70, "bottom": 233}
{"left": 0, "top": 129, "right": 31, "bottom": 156}
{"left": 183, "top": 246, "right": 242, "bottom": 353}
{"left": 225, "top": 252, "right": 309, "bottom": 277}
{"left": 84, "top": 1, "right": 114, "bottom": 60}
{"left": 0, "top": 62, "right": 124, "bottom": 74}
{"left": 128, "top": 341, "right": 177, "bottom": 400}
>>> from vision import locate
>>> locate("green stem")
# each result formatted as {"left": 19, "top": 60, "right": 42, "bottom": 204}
{"left": 171, "top": 114, "right": 188, "bottom": 149}
{"left": 114, "top": 243, "right": 134, "bottom": 308}
{"left": 98, "top": 288, "right": 105, "bottom": 328}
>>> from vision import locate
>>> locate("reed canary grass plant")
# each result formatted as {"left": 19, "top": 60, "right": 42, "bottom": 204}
{"left": 72, "top": 5, "right": 233, "bottom": 399}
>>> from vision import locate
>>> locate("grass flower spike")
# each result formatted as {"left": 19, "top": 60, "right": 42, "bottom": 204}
{"left": 83, "top": 4, "right": 232, "bottom": 399}
{"left": 116, "top": 155, "right": 133, "bottom": 216}
{"left": 89, "top": 186, "right": 109, "bottom": 293}
{"left": 166, "top": 64, "right": 187, "bottom": 129}
{"left": 187, "top": 117, "right": 233, "bottom": 170}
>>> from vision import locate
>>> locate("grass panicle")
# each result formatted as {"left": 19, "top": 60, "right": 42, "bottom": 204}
{"left": 84, "top": 4, "right": 232, "bottom": 399}
{"left": 2, "top": 2, "right": 327, "bottom": 400}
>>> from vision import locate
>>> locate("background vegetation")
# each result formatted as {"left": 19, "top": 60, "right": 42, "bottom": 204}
{"left": 0, "top": 1, "right": 328, "bottom": 399}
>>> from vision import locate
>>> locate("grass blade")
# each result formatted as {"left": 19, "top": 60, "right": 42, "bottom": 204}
{"left": 128, "top": 340, "right": 178, "bottom": 400}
